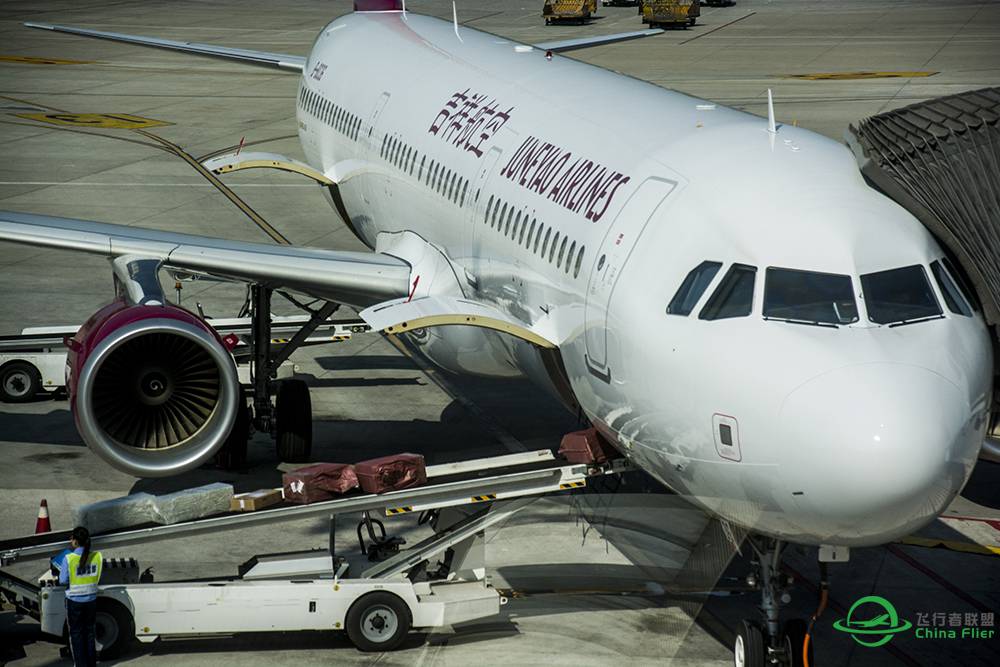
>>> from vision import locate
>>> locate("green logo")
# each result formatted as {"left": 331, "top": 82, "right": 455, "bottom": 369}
{"left": 833, "top": 595, "right": 913, "bottom": 647}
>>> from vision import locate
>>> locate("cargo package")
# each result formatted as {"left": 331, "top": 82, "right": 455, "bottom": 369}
{"left": 230, "top": 489, "right": 283, "bottom": 512}
{"left": 558, "top": 428, "right": 617, "bottom": 464}
{"left": 282, "top": 463, "right": 359, "bottom": 504}
{"left": 355, "top": 453, "right": 427, "bottom": 494}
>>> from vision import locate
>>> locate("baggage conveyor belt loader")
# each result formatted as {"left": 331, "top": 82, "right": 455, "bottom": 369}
{"left": 0, "top": 450, "right": 632, "bottom": 655}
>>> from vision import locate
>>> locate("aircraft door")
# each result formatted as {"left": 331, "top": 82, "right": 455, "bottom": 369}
{"left": 584, "top": 176, "right": 676, "bottom": 379}
{"left": 365, "top": 92, "right": 390, "bottom": 160}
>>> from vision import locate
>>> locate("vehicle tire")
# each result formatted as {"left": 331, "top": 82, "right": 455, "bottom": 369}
{"left": 734, "top": 619, "right": 765, "bottom": 667}
{"left": 0, "top": 361, "right": 40, "bottom": 403}
{"left": 345, "top": 591, "right": 412, "bottom": 652}
{"left": 783, "top": 618, "right": 812, "bottom": 667}
{"left": 275, "top": 379, "right": 312, "bottom": 462}
{"left": 215, "top": 387, "right": 250, "bottom": 470}
{"left": 95, "top": 598, "right": 135, "bottom": 660}
{"left": 689, "top": 17, "right": 697, "bottom": 25}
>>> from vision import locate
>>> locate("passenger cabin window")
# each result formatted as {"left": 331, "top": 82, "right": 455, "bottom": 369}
{"left": 699, "top": 264, "right": 757, "bottom": 320}
{"left": 931, "top": 260, "right": 972, "bottom": 316}
{"left": 574, "top": 246, "right": 585, "bottom": 278}
{"left": 860, "top": 265, "right": 942, "bottom": 325}
{"left": 667, "top": 261, "right": 722, "bottom": 316}
{"left": 763, "top": 267, "right": 858, "bottom": 326}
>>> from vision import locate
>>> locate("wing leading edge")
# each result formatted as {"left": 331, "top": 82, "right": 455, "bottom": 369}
{"left": 24, "top": 22, "right": 306, "bottom": 72}
{"left": 0, "top": 211, "right": 409, "bottom": 308}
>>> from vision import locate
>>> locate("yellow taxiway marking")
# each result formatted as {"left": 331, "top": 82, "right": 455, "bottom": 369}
{"left": 15, "top": 112, "right": 171, "bottom": 129}
{"left": 0, "top": 55, "right": 95, "bottom": 65}
{"left": 786, "top": 71, "right": 938, "bottom": 80}
{"left": 898, "top": 535, "right": 1000, "bottom": 557}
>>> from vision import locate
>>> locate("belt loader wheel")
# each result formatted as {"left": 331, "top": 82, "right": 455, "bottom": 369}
{"left": 345, "top": 591, "right": 412, "bottom": 652}
{"left": 95, "top": 598, "right": 135, "bottom": 660}
{"left": 0, "top": 361, "right": 40, "bottom": 402}
{"left": 275, "top": 378, "right": 312, "bottom": 462}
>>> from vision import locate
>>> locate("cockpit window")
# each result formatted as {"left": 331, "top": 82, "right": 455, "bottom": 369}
{"left": 942, "top": 256, "right": 979, "bottom": 311}
{"left": 763, "top": 268, "right": 858, "bottom": 326}
{"left": 860, "top": 265, "right": 942, "bottom": 325}
{"left": 930, "top": 260, "right": 972, "bottom": 317}
{"left": 699, "top": 264, "right": 757, "bottom": 320}
{"left": 667, "top": 261, "right": 722, "bottom": 316}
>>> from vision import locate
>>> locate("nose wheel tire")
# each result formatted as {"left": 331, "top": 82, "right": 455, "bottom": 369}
{"left": 345, "top": 591, "right": 411, "bottom": 652}
{"left": 0, "top": 361, "right": 41, "bottom": 403}
{"left": 275, "top": 379, "right": 312, "bottom": 462}
{"left": 95, "top": 599, "right": 135, "bottom": 660}
{"left": 734, "top": 620, "right": 765, "bottom": 667}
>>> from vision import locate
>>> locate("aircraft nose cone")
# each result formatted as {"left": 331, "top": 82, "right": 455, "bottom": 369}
{"left": 779, "top": 364, "right": 979, "bottom": 545}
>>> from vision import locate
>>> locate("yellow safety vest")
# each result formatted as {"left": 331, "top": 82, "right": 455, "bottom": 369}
{"left": 65, "top": 551, "right": 103, "bottom": 598}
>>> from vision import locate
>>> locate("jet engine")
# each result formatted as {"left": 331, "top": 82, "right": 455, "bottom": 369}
{"left": 66, "top": 299, "right": 239, "bottom": 477}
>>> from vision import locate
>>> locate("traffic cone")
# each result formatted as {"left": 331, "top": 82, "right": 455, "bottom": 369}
{"left": 35, "top": 499, "right": 51, "bottom": 534}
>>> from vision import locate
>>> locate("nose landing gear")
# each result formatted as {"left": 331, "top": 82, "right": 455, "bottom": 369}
{"left": 733, "top": 538, "right": 815, "bottom": 667}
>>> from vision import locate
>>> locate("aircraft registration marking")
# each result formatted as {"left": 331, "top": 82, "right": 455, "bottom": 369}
{"left": 0, "top": 55, "right": 95, "bottom": 65}
{"left": 786, "top": 71, "right": 938, "bottom": 80}
{"left": 15, "top": 112, "right": 171, "bottom": 129}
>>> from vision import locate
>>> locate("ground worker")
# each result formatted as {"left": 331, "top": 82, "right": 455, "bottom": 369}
{"left": 58, "top": 526, "right": 103, "bottom": 667}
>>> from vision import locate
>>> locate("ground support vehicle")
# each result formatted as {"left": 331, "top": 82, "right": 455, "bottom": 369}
{"left": 1, "top": 450, "right": 631, "bottom": 655}
{"left": 640, "top": 0, "right": 700, "bottom": 27}
{"left": 543, "top": 0, "right": 598, "bottom": 25}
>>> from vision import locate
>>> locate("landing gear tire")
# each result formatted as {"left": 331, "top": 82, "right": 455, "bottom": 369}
{"left": 345, "top": 591, "right": 411, "bottom": 652}
{"left": 734, "top": 619, "right": 766, "bottom": 667}
{"left": 0, "top": 361, "right": 40, "bottom": 403}
{"left": 275, "top": 379, "right": 312, "bottom": 462}
{"left": 783, "top": 618, "right": 812, "bottom": 667}
{"left": 215, "top": 387, "right": 250, "bottom": 470}
{"left": 95, "top": 599, "right": 135, "bottom": 660}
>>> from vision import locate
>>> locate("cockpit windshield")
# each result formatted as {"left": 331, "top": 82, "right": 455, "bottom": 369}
{"left": 860, "top": 265, "right": 942, "bottom": 326}
{"left": 763, "top": 268, "right": 858, "bottom": 326}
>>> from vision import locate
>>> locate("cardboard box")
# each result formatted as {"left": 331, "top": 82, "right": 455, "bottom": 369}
{"left": 230, "top": 489, "right": 283, "bottom": 512}
{"left": 355, "top": 453, "right": 427, "bottom": 494}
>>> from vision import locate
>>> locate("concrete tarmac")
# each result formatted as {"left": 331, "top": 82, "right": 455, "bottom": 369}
{"left": 2, "top": 1, "right": 1000, "bottom": 665}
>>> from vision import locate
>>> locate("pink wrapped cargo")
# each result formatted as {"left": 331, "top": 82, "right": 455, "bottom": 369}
{"left": 282, "top": 463, "right": 359, "bottom": 504}
{"left": 355, "top": 453, "right": 427, "bottom": 494}
{"left": 558, "top": 428, "right": 617, "bottom": 465}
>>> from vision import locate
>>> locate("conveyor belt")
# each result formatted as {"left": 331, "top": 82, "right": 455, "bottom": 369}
{"left": 847, "top": 87, "right": 1000, "bottom": 327}
{"left": 0, "top": 452, "right": 630, "bottom": 565}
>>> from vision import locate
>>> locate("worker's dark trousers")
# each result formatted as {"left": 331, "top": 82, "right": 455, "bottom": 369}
{"left": 66, "top": 599, "right": 97, "bottom": 667}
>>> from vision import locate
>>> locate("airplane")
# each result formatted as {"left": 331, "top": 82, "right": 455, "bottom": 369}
{"left": 0, "top": 2, "right": 993, "bottom": 665}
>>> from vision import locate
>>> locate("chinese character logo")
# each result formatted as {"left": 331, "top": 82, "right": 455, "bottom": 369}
{"left": 833, "top": 595, "right": 913, "bottom": 647}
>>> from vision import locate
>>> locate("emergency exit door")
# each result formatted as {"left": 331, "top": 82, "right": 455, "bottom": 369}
{"left": 584, "top": 176, "right": 676, "bottom": 379}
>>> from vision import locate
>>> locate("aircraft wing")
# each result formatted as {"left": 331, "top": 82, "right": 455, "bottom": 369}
{"left": 0, "top": 211, "right": 410, "bottom": 308}
{"left": 23, "top": 22, "right": 305, "bottom": 72}
{"left": 533, "top": 29, "right": 664, "bottom": 53}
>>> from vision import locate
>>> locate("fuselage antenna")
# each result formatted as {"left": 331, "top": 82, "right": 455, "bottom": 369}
{"left": 767, "top": 88, "right": 777, "bottom": 134}
{"left": 453, "top": 2, "right": 463, "bottom": 43}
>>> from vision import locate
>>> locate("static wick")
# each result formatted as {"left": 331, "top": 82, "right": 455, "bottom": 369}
{"left": 767, "top": 89, "right": 777, "bottom": 135}
{"left": 453, "top": 2, "right": 463, "bottom": 43}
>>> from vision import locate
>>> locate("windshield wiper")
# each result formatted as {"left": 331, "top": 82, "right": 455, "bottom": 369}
{"left": 887, "top": 314, "right": 945, "bottom": 328}
{"left": 763, "top": 316, "right": 838, "bottom": 329}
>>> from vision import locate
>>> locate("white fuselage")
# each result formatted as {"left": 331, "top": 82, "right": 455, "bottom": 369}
{"left": 294, "top": 11, "right": 992, "bottom": 547}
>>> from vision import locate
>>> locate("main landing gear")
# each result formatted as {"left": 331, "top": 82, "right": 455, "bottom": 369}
{"left": 215, "top": 284, "right": 338, "bottom": 468}
{"left": 733, "top": 538, "right": 816, "bottom": 667}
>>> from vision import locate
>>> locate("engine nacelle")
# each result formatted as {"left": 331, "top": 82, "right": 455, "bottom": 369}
{"left": 66, "top": 301, "right": 239, "bottom": 477}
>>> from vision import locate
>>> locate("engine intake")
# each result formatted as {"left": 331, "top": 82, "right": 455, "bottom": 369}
{"left": 69, "top": 304, "right": 239, "bottom": 477}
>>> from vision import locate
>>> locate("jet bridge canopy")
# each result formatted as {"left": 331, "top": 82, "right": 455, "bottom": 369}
{"left": 847, "top": 87, "right": 1000, "bottom": 329}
